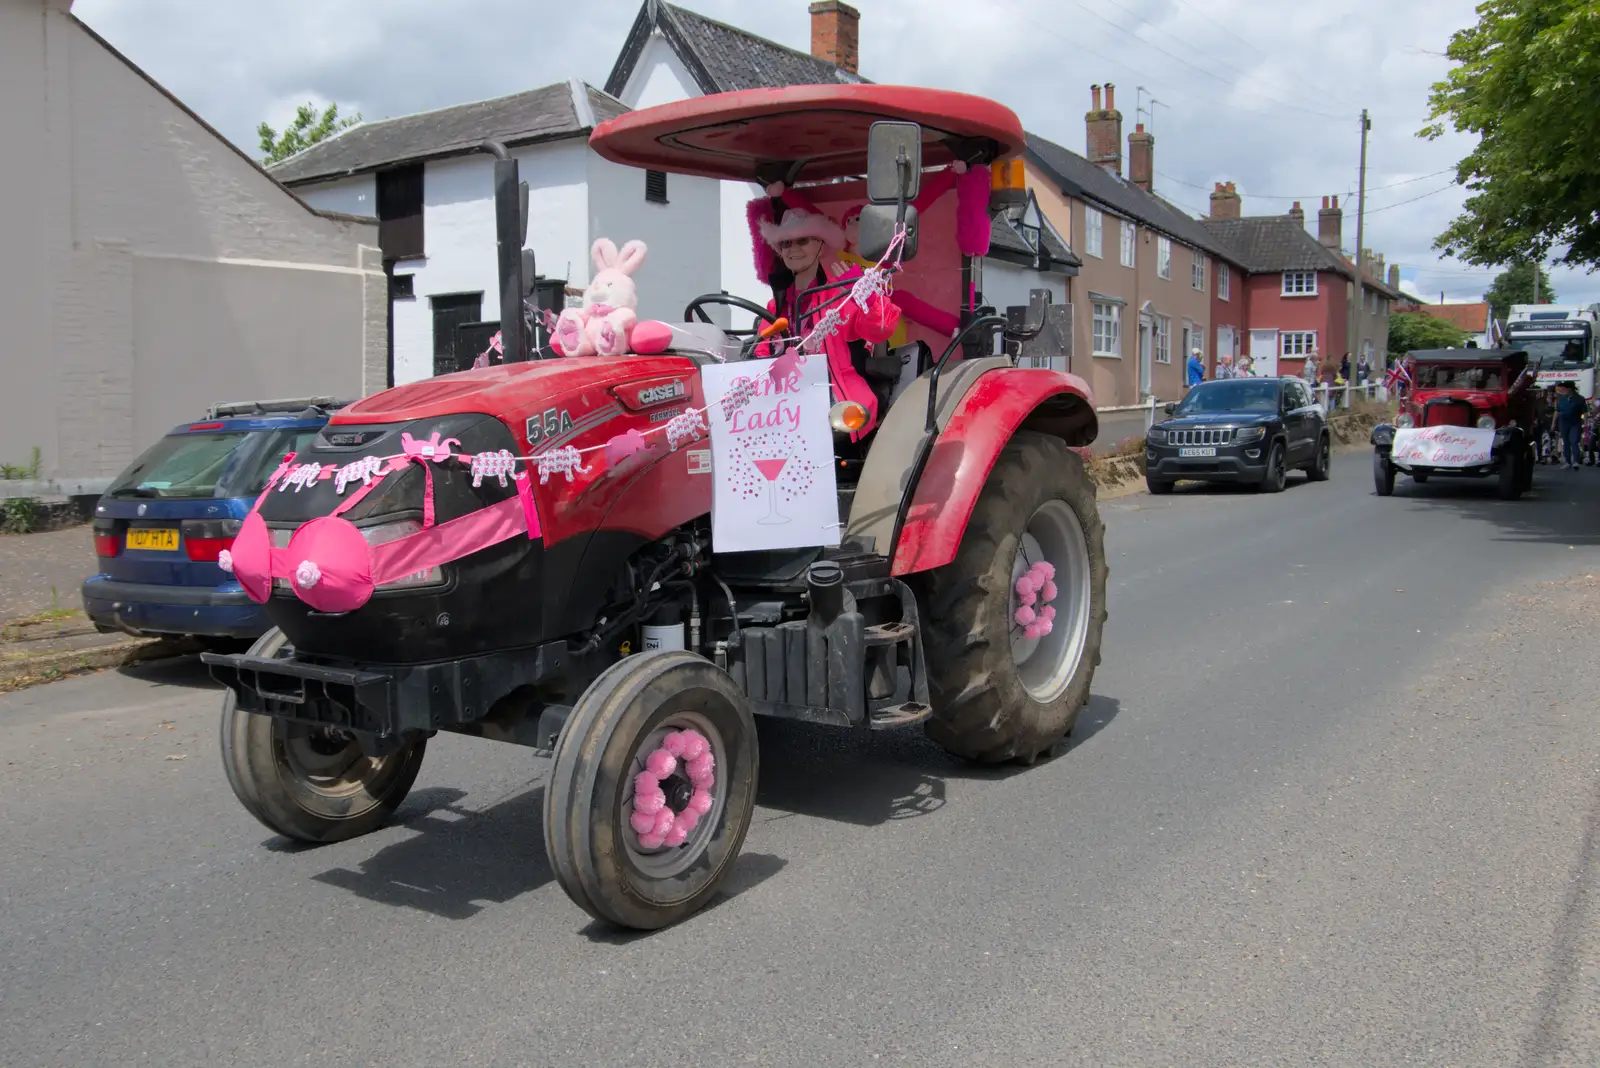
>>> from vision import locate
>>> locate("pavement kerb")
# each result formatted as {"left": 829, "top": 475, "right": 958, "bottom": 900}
{"left": 0, "top": 630, "right": 201, "bottom": 693}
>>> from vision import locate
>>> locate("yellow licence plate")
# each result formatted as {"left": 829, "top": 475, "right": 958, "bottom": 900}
{"left": 126, "top": 528, "right": 179, "bottom": 551}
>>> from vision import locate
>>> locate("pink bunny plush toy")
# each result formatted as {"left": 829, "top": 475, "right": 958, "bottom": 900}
{"left": 551, "top": 237, "right": 647, "bottom": 357}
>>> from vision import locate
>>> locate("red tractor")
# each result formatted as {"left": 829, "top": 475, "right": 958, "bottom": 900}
{"left": 202, "top": 85, "right": 1107, "bottom": 930}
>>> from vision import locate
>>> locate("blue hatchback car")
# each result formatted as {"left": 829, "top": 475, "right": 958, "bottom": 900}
{"left": 82, "top": 397, "right": 351, "bottom": 649}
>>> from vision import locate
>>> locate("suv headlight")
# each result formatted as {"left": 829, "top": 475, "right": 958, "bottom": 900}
{"left": 1395, "top": 412, "right": 1414, "bottom": 428}
{"left": 1476, "top": 415, "right": 1496, "bottom": 429}
{"left": 1235, "top": 426, "right": 1266, "bottom": 443}
{"left": 1147, "top": 428, "right": 1166, "bottom": 444}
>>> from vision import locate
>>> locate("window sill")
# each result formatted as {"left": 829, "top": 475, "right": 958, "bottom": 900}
{"left": 1091, "top": 351, "right": 1123, "bottom": 359}
{"left": 1279, "top": 292, "right": 1318, "bottom": 298}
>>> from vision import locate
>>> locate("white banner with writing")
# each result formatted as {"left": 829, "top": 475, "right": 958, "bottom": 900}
{"left": 1390, "top": 425, "right": 1495, "bottom": 468}
{"left": 700, "top": 355, "right": 840, "bottom": 553}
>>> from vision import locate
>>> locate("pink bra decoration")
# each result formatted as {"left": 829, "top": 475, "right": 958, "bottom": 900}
{"left": 219, "top": 433, "right": 542, "bottom": 615}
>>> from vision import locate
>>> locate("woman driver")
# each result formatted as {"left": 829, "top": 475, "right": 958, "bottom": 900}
{"left": 752, "top": 205, "right": 900, "bottom": 438}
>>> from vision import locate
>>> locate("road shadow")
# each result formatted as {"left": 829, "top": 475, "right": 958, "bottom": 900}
{"left": 1169, "top": 472, "right": 1321, "bottom": 496}
{"left": 305, "top": 784, "right": 553, "bottom": 920}
{"left": 118, "top": 653, "right": 218, "bottom": 691}
{"left": 1388, "top": 465, "right": 1600, "bottom": 547}
{"left": 578, "top": 852, "right": 789, "bottom": 944}
{"left": 753, "top": 693, "right": 1123, "bottom": 820}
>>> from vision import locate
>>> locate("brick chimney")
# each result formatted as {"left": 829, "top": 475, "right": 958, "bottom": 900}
{"left": 1209, "top": 181, "right": 1241, "bottom": 219}
{"left": 1317, "top": 195, "right": 1342, "bottom": 251}
{"left": 1085, "top": 83, "right": 1123, "bottom": 176}
{"left": 1289, "top": 201, "right": 1305, "bottom": 227}
{"left": 1128, "top": 122, "right": 1154, "bottom": 192}
{"left": 808, "top": 1, "right": 860, "bottom": 74}
{"left": 1388, "top": 264, "right": 1401, "bottom": 289}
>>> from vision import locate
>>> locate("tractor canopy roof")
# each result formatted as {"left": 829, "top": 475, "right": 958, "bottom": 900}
{"left": 1408, "top": 347, "right": 1528, "bottom": 371}
{"left": 588, "top": 84, "right": 1025, "bottom": 184}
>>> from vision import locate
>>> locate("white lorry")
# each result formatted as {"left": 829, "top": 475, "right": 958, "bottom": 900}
{"left": 1505, "top": 304, "right": 1600, "bottom": 398}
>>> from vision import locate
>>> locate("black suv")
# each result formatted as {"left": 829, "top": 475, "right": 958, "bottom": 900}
{"left": 1145, "top": 377, "right": 1331, "bottom": 494}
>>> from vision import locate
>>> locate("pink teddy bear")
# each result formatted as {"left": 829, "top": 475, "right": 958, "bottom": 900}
{"left": 552, "top": 237, "right": 647, "bottom": 357}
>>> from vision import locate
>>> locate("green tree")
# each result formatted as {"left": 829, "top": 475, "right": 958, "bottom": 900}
{"left": 1483, "top": 261, "right": 1557, "bottom": 323}
{"left": 1388, "top": 311, "right": 1469, "bottom": 357}
{"left": 258, "top": 102, "right": 360, "bottom": 164}
{"left": 1420, "top": 0, "right": 1600, "bottom": 269}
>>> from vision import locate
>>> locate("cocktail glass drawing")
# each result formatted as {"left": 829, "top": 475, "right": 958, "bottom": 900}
{"left": 752, "top": 456, "right": 790, "bottom": 524}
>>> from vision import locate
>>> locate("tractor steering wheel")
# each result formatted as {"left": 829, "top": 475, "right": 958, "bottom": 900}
{"left": 683, "top": 294, "right": 781, "bottom": 338}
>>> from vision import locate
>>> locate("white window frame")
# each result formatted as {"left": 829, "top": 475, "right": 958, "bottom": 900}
{"left": 1091, "top": 300, "right": 1122, "bottom": 357}
{"left": 1218, "top": 266, "right": 1230, "bottom": 301}
{"left": 1157, "top": 236, "right": 1172, "bottom": 279}
{"left": 1281, "top": 330, "right": 1318, "bottom": 357}
{"left": 1191, "top": 251, "right": 1206, "bottom": 291}
{"left": 1154, "top": 315, "right": 1171, "bottom": 364}
{"left": 1190, "top": 324, "right": 1204, "bottom": 363}
{"left": 1282, "top": 270, "right": 1317, "bottom": 296}
{"left": 1085, "top": 206, "right": 1103, "bottom": 259}
{"left": 1120, "top": 220, "right": 1136, "bottom": 267}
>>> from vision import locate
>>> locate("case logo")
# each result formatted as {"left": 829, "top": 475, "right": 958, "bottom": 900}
{"left": 638, "top": 380, "right": 687, "bottom": 406}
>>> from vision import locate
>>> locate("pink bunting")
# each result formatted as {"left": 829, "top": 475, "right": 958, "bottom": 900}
{"left": 605, "top": 428, "right": 649, "bottom": 466}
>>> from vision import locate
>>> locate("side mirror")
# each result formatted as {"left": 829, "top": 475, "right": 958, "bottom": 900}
{"left": 1163, "top": 402, "right": 1176, "bottom": 416}
{"left": 857, "top": 203, "right": 918, "bottom": 262}
{"left": 867, "top": 121, "right": 923, "bottom": 203}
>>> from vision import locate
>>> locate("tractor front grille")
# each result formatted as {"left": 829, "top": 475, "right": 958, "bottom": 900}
{"left": 1167, "top": 427, "right": 1234, "bottom": 446}
{"left": 1422, "top": 400, "right": 1477, "bottom": 428}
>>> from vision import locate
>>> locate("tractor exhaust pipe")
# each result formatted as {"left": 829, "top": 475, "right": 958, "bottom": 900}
{"left": 481, "top": 140, "right": 533, "bottom": 362}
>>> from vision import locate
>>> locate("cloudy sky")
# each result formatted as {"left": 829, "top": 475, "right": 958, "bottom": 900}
{"left": 72, "top": 0, "right": 1597, "bottom": 307}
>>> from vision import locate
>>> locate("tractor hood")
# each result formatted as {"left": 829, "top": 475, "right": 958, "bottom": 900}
{"left": 331, "top": 355, "right": 700, "bottom": 428}
{"left": 588, "top": 84, "right": 1026, "bottom": 183}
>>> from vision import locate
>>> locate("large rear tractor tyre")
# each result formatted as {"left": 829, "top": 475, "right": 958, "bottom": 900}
{"left": 544, "top": 650, "right": 758, "bottom": 931}
{"left": 913, "top": 432, "right": 1108, "bottom": 765}
{"left": 1374, "top": 452, "right": 1395, "bottom": 496}
{"left": 219, "top": 628, "right": 427, "bottom": 844}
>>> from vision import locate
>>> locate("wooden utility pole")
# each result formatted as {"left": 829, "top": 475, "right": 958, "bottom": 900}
{"left": 1349, "top": 109, "right": 1370, "bottom": 392}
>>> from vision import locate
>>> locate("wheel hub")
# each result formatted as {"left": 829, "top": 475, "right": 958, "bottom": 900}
{"left": 1007, "top": 499, "right": 1093, "bottom": 704}
{"left": 663, "top": 776, "right": 693, "bottom": 814}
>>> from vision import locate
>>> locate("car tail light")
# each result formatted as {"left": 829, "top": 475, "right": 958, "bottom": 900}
{"left": 94, "top": 533, "right": 121, "bottom": 558}
{"left": 181, "top": 518, "right": 242, "bottom": 563}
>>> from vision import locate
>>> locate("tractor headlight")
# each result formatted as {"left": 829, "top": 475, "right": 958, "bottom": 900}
{"left": 1395, "top": 412, "right": 1414, "bottom": 428}
{"left": 1476, "top": 415, "right": 1496, "bottom": 429}
{"left": 270, "top": 520, "right": 444, "bottom": 594}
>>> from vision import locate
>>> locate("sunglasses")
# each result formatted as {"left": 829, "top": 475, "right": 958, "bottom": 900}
{"left": 777, "top": 237, "right": 819, "bottom": 251}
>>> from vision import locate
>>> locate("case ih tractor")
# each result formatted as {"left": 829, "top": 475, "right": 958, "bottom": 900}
{"left": 202, "top": 85, "right": 1107, "bottom": 931}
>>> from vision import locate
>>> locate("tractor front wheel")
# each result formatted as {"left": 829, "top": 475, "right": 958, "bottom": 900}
{"left": 544, "top": 650, "right": 758, "bottom": 930}
{"left": 915, "top": 432, "right": 1108, "bottom": 765}
{"left": 220, "top": 628, "right": 427, "bottom": 844}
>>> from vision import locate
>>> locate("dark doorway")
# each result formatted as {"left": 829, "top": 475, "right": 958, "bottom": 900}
{"left": 431, "top": 293, "right": 483, "bottom": 377}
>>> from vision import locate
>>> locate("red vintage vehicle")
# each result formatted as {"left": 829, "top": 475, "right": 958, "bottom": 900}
{"left": 1371, "top": 347, "right": 1536, "bottom": 498}
{"left": 201, "top": 84, "right": 1108, "bottom": 930}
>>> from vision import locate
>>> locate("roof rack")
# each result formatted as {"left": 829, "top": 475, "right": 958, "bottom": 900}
{"left": 205, "top": 396, "right": 354, "bottom": 419}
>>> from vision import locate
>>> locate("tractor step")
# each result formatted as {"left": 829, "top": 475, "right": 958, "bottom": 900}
{"left": 864, "top": 621, "right": 915, "bottom": 647}
{"left": 868, "top": 701, "right": 932, "bottom": 729}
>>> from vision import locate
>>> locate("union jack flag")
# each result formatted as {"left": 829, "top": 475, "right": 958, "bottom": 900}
{"left": 1384, "top": 361, "right": 1412, "bottom": 391}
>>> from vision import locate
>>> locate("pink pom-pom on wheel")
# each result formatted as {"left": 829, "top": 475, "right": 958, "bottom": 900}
{"left": 662, "top": 731, "right": 690, "bottom": 757}
{"left": 630, "top": 810, "right": 658, "bottom": 835}
{"left": 645, "top": 749, "right": 677, "bottom": 779}
{"left": 1014, "top": 605, "right": 1036, "bottom": 627}
{"left": 1041, "top": 579, "right": 1058, "bottom": 602}
{"left": 678, "top": 730, "right": 708, "bottom": 761}
{"left": 634, "top": 769, "right": 661, "bottom": 796}
{"left": 1034, "top": 561, "right": 1056, "bottom": 580}
{"left": 1040, "top": 605, "right": 1056, "bottom": 623}
{"left": 1018, "top": 587, "right": 1036, "bottom": 607}
{"left": 689, "top": 788, "right": 714, "bottom": 815}
{"left": 675, "top": 807, "right": 701, "bottom": 833}
{"left": 687, "top": 753, "right": 715, "bottom": 786}
{"left": 663, "top": 823, "right": 689, "bottom": 848}
{"left": 652, "top": 808, "right": 675, "bottom": 836}
{"left": 638, "top": 832, "right": 666, "bottom": 849}
{"left": 1015, "top": 575, "right": 1035, "bottom": 597}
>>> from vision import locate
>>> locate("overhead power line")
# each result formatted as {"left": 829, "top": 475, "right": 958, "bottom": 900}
{"left": 1363, "top": 184, "right": 1460, "bottom": 214}
{"left": 1156, "top": 169, "right": 1456, "bottom": 202}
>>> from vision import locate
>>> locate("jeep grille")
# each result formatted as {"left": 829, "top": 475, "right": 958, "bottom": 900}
{"left": 1168, "top": 427, "right": 1234, "bottom": 446}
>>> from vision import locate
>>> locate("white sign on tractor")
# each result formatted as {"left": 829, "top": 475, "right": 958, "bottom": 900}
{"left": 1390, "top": 425, "right": 1495, "bottom": 468}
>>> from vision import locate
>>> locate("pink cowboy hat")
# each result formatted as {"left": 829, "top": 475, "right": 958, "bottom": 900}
{"left": 758, "top": 206, "right": 845, "bottom": 251}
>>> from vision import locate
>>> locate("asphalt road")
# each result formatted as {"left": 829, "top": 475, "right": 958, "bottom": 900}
{"left": 4, "top": 453, "right": 1599, "bottom": 1067}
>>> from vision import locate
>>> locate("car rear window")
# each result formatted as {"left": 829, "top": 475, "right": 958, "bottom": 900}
{"left": 107, "top": 427, "right": 318, "bottom": 499}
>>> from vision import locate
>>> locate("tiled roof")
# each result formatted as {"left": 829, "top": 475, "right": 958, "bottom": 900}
{"left": 988, "top": 213, "right": 1079, "bottom": 271}
{"left": 1416, "top": 301, "right": 1490, "bottom": 333}
{"left": 270, "top": 81, "right": 626, "bottom": 185}
{"left": 1200, "top": 216, "right": 1352, "bottom": 276}
{"left": 1025, "top": 133, "right": 1243, "bottom": 268}
{"left": 1200, "top": 215, "right": 1404, "bottom": 297}
{"left": 606, "top": 1, "right": 868, "bottom": 98}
